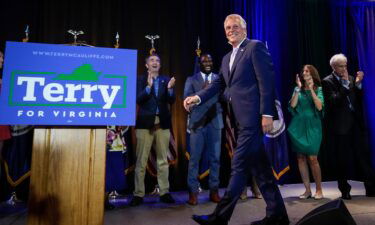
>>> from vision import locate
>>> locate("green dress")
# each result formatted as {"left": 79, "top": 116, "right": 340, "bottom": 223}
{"left": 287, "top": 87, "right": 324, "bottom": 155}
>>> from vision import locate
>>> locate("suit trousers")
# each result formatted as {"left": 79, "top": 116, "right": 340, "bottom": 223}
{"left": 333, "top": 122, "right": 375, "bottom": 194}
{"left": 134, "top": 116, "right": 171, "bottom": 197}
{"left": 213, "top": 126, "right": 287, "bottom": 221}
{"left": 187, "top": 122, "right": 222, "bottom": 193}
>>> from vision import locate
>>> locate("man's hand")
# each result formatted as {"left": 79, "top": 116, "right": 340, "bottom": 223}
{"left": 356, "top": 71, "right": 364, "bottom": 84}
{"left": 342, "top": 69, "right": 349, "bottom": 81}
{"left": 147, "top": 73, "right": 153, "bottom": 88}
{"left": 183, "top": 95, "right": 200, "bottom": 112}
{"left": 168, "top": 77, "right": 176, "bottom": 89}
{"left": 262, "top": 116, "right": 274, "bottom": 134}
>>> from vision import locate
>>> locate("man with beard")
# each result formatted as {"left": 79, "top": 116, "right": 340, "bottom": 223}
{"left": 184, "top": 54, "right": 223, "bottom": 205}
{"left": 129, "top": 54, "right": 176, "bottom": 206}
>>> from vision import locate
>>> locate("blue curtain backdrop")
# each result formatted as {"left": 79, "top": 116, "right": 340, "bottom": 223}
{"left": 350, "top": 1, "right": 375, "bottom": 167}
{"left": 233, "top": 0, "right": 375, "bottom": 175}
{"left": 230, "top": 0, "right": 294, "bottom": 102}
{"left": 329, "top": 0, "right": 375, "bottom": 167}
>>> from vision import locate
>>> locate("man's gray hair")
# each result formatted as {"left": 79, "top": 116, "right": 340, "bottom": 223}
{"left": 224, "top": 14, "right": 247, "bottom": 29}
{"left": 330, "top": 53, "right": 347, "bottom": 67}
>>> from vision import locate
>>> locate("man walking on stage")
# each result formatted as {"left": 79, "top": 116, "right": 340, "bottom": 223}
{"left": 184, "top": 14, "right": 289, "bottom": 225}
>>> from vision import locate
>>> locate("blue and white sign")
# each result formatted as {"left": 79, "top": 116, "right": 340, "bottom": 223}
{"left": 0, "top": 42, "right": 137, "bottom": 125}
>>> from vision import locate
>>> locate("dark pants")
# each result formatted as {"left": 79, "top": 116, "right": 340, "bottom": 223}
{"left": 333, "top": 123, "right": 375, "bottom": 194}
{"left": 213, "top": 126, "right": 287, "bottom": 221}
{"left": 187, "top": 123, "right": 222, "bottom": 193}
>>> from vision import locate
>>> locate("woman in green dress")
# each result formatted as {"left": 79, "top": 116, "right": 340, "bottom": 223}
{"left": 288, "top": 65, "right": 324, "bottom": 200}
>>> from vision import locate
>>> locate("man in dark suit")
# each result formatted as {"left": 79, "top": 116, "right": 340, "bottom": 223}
{"left": 184, "top": 54, "right": 223, "bottom": 205}
{"left": 129, "top": 54, "right": 176, "bottom": 206}
{"left": 322, "top": 53, "right": 375, "bottom": 200}
{"left": 184, "top": 14, "right": 288, "bottom": 225}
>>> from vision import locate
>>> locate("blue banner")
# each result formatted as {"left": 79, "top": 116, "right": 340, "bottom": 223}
{"left": 264, "top": 100, "right": 289, "bottom": 181}
{"left": 0, "top": 42, "right": 137, "bottom": 126}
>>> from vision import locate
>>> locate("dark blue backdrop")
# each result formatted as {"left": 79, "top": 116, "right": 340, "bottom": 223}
{"left": 229, "top": 0, "right": 375, "bottom": 171}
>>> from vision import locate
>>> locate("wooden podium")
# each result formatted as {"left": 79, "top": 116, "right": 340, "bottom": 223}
{"left": 1, "top": 41, "right": 136, "bottom": 225}
{"left": 27, "top": 127, "right": 106, "bottom": 225}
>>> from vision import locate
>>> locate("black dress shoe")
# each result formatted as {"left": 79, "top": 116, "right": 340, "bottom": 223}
{"left": 341, "top": 192, "right": 352, "bottom": 200}
{"left": 192, "top": 214, "right": 228, "bottom": 225}
{"left": 160, "top": 193, "right": 175, "bottom": 203}
{"left": 251, "top": 215, "right": 289, "bottom": 225}
{"left": 129, "top": 196, "right": 143, "bottom": 206}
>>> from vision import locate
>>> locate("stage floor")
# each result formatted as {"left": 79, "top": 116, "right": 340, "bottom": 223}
{"left": 1, "top": 181, "right": 375, "bottom": 225}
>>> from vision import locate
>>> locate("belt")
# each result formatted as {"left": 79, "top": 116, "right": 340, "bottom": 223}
{"left": 151, "top": 123, "right": 161, "bottom": 131}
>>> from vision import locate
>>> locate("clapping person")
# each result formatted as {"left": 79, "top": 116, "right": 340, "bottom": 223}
{"left": 322, "top": 54, "right": 375, "bottom": 199}
{"left": 287, "top": 65, "right": 324, "bottom": 200}
{"left": 129, "top": 54, "right": 176, "bottom": 206}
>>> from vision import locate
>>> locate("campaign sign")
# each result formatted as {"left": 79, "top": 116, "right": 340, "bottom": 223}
{"left": 0, "top": 42, "right": 137, "bottom": 125}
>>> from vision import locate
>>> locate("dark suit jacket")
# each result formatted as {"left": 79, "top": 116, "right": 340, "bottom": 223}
{"left": 197, "top": 39, "right": 276, "bottom": 128}
{"left": 184, "top": 73, "right": 223, "bottom": 130}
{"left": 322, "top": 73, "right": 364, "bottom": 135}
{"left": 136, "top": 74, "right": 175, "bottom": 129}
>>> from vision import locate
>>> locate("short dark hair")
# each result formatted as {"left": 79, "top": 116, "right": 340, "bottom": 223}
{"left": 199, "top": 53, "right": 212, "bottom": 63}
{"left": 145, "top": 53, "right": 160, "bottom": 63}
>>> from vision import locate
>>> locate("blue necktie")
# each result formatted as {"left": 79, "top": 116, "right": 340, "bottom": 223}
{"left": 203, "top": 74, "right": 209, "bottom": 88}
